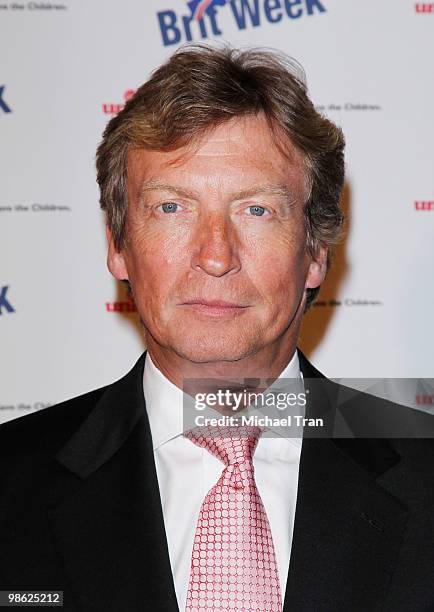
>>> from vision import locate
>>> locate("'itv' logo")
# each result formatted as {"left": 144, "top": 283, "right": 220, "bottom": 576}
{"left": 157, "top": 0, "right": 326, "bottom": 46}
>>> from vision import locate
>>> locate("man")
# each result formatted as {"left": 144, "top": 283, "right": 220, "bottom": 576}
{"left": 1, "top": 45, "right": 433, "bottom": 611}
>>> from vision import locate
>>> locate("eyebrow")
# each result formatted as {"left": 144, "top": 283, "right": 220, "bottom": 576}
{"left": 138, "top": 179, "right": 296, "bottom": 204}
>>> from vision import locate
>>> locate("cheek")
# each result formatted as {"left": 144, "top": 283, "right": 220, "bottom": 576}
{"left": 126, "top": 224, "right": 191, "bottom": 297}
{"left": 243, "top": 229, "right": 308, "bottom": 300}
{"left": 130, "top": 217, "right": 190, "bottom": 263}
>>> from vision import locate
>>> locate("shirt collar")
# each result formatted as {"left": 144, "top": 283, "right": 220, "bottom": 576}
{"left": 143, "top": 350, "right": 303, "bottom": 451}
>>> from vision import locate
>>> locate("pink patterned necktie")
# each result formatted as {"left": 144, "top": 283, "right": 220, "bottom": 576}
{"left": 183, "top": 423, "right": 282, "bottom": 612}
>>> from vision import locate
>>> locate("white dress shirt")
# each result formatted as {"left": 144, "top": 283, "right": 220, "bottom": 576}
{"left": 143, "top": 351, "right": 304, "bottom": 611}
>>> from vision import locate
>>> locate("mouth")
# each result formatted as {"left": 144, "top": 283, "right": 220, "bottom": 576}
{"left": 179, "top": 299, "right": 250, "bottom": 317}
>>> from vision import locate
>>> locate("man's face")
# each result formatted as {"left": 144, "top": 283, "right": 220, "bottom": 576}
{"left": 108, "top": 114, "right": 326, "bottom": 364}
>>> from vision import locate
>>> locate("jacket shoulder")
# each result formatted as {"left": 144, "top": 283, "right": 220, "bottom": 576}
{"left": 0, "top": 385, "right": 108, "bottom": 457}
{"left": 0, "top": 353, "right": 147, "bottom": 460}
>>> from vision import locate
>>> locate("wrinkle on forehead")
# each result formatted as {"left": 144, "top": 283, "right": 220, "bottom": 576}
{"left": 127, "top": 113, "right": 309, "bottom": 202}
{"left": 129, "top": 113, "right": 301, "bottom": 164}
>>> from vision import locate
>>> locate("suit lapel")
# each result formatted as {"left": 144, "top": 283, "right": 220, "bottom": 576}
{"left": 50, "top": 353, "right": 179, "bottom": 612}
{"left": 284, "top": 352, "right": 409, "bottom": 610}
{"left": 49, "top": 349, "right": 410, "bottom": 611}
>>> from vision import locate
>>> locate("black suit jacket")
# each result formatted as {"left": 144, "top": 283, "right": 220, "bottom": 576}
{"left": 1, "top": 351, "right": 433, "bottom": 611}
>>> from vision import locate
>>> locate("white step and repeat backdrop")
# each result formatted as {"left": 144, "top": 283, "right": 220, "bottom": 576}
{"left": 1, "top": 0, "right": 433, "bottom": 423}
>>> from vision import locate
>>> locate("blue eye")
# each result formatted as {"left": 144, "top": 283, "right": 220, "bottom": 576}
{"left": 248, "top": 205, "right": 266, "bottom": 216}
{"left": 161, "top": 202, "right": 178, "bottom": 213}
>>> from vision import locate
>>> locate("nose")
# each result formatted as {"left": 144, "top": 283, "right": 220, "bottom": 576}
{"left": 190, "top": 211, "right": 241, "bottom": 277}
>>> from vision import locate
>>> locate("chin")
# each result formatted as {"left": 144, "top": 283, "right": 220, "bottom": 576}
{"left": 167, "top": 329, "right": 260, "bottom": 364}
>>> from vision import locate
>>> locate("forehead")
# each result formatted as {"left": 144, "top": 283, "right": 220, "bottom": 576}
{"left": 127, "top": 114, "right": 307, "bottom": 197}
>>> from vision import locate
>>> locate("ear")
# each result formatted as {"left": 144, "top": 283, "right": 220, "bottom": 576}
{"left": 106, "top": 225, "right": 129, "bottom": 281}
{"left": 305, "top": 245, "right": 328, "bottom": 289}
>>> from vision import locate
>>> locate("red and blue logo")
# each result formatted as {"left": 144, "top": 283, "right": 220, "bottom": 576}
{"left": 188, "top": 0, "right": 228, "bottom": 21}
{"left": 157, "top": 0, "right": 326, "bottom": 46}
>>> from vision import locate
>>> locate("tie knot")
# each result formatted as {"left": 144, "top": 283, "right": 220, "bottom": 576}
{"left": 184, "top": 423, "right": 264, "bottom": 467}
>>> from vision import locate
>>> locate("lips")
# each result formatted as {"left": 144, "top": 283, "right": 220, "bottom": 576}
{"left": 182, "top": 299, "right": 245, "bottom": 308}
{"left": 179, "top": 299, "right": 249, "bottom": 316}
